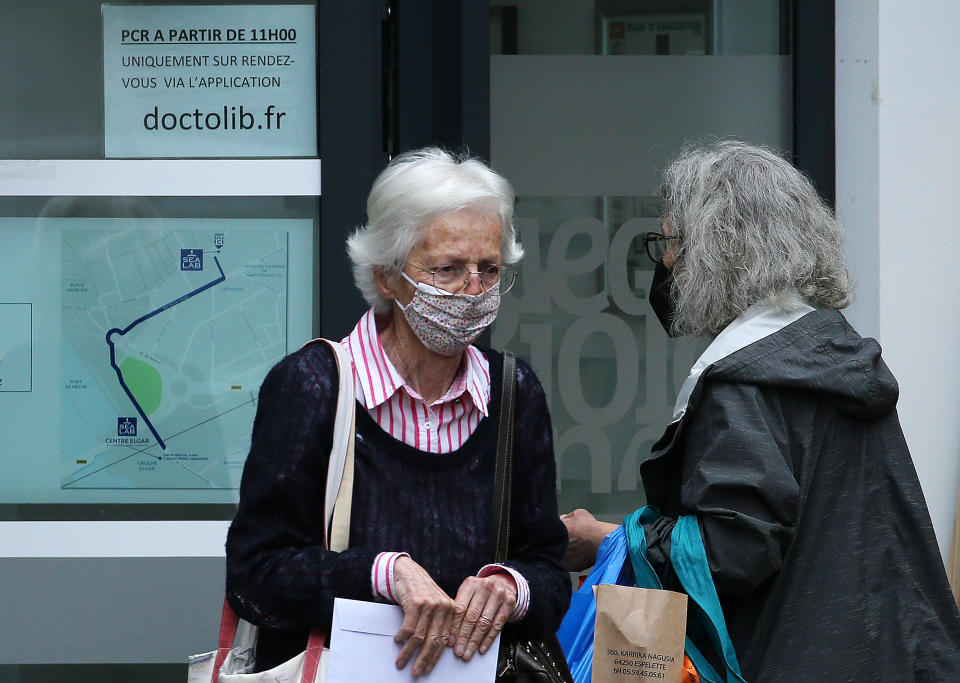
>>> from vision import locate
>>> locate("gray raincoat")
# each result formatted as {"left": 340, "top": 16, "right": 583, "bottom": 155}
{"left": 640, "top": 306, "right": 960, "bottom": 682}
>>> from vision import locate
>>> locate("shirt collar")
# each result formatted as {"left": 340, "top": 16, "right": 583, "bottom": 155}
{"left": 343, "top": 310, "right": 491, "bottom": 415}
{"left": 458, "top": 346, "right": 492, "bottom": 417}
{"left": 342, "top": 309, "right": 403, "bottom": 409}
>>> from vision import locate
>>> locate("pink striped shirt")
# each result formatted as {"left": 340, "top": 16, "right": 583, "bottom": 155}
{"left": 339, "top": 310, "right": 529, "bottom": 620}
{"left": 342, "top": 309, "right": 491, "bottom": 454}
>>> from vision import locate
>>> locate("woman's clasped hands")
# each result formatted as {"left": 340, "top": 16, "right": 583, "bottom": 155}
{"left": 392, "top": 556, "right": 517, "bottom": 678}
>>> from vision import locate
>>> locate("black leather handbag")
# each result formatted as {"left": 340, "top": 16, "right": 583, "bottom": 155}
{"left": 493, "top": 352, "right": 574, "bottom": 683}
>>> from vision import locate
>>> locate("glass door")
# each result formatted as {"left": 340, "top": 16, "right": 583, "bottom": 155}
{"left": 490, "top": 0, "right": 795, "bottom": 523}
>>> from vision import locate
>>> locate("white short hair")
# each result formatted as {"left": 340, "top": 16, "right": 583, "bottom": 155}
{"left": 346, "top": 147, "right": 522, "bottom": 313}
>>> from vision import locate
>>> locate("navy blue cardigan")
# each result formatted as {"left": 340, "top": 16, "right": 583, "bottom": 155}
{"left": 225, "top": 342, "right": 570, "bottom": 669}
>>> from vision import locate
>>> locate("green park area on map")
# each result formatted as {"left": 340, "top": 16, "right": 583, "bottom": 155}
{"left": 118, "top": 356, "right": 163, "bottom": 415}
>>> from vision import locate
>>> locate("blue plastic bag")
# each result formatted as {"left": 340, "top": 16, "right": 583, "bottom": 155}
{"left": 555, "top": 525, "right": 633, "bottom": 683}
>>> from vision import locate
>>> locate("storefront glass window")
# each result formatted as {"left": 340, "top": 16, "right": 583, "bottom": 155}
{"left": 490, "top": 0, "right": 793, "bottom": 522}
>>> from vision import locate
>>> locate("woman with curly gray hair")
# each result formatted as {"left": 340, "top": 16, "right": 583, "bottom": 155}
{"left": 563, "top": 140, "right": 960, "bottom": 681}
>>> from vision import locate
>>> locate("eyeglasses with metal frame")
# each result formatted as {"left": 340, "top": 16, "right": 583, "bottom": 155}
{"left": 642, "top": 232, "right": 681, "bottom": 264}
{"left": 408, "top": 263, "right": 518, "bottom": 295}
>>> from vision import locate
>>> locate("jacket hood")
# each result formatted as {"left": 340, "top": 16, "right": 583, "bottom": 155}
{"left": 705, "top": 309, "right": 899, "bottom": 419}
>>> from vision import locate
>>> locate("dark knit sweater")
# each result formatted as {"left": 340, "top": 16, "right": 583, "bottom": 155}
{"left": 225, "top": 341, "right": 570, "bottom": 669}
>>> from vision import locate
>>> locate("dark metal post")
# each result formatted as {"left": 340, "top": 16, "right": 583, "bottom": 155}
{"left": 793, "top": 0, "right": 836, "bottom": 206}
{"left": 319, "top": 0, "right": 389, "bottom": 337}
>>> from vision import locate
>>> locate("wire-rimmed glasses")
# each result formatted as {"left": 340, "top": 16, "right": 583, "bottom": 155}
{"left": 409, "top": 263, "right": 518, "bottom": 294}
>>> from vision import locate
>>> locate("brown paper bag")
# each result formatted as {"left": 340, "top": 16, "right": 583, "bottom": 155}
{"left": 591, "top": 583, "right": 687, "bottom": 682}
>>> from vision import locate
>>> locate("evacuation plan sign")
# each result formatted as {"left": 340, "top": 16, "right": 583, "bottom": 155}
{"left": 102, "top": 4, "right": 317, "bottom": 157}
{"left": 60, "top": 225, "right": 288, "bottom": 489}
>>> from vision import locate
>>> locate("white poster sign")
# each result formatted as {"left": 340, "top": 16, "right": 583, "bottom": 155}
{"left": 103, "top": 4, "right": 317, "bottom": 158}
{"left": 602, "top": 14, "right": 707, "bottom": 55}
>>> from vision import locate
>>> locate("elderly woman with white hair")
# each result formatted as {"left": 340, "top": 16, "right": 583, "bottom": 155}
{"left": 563, "top": 140, "right": 960, "bottom": 681}
{"left": 225, "top": 148, "right": 571, "bottom": 679}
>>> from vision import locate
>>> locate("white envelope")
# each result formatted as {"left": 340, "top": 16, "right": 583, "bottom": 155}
{"left": 326, "top": 598, "right": 501, "bottom": 682}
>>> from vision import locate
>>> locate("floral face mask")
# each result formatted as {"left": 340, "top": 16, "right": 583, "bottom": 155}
{"left": 396, "top": 272, "right": 500, "bottom": 356}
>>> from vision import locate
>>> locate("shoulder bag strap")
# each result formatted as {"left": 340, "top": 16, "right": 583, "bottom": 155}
{"left": 301, "top": 338, "right": 352, "bottom": 679}
{"left": 670, "top": 516, "right": 747, "bottom": 683}
{"left": 493, "top": 351, "right": 517, "bottom": 563}
{"left": 209, "top": 597, "right": 242, "bottom": 683}
{"left": 491, "top": 353, "right": 574, "bottom": 683}
{"left": 322, "top": 339, "right": 356, "bottom": 552}
{"left": 212, "top": 340, "right": 351, "bottom": 682}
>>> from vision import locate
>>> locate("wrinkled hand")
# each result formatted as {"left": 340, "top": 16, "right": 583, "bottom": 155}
{"left": 561, "top": 508, "right": 621, "bottom": 572}
{"left": 392, "top": 556, "right": 457, "bottom": 678}
{"left": 451, "top": 573, "right": 517, "bottom": 662}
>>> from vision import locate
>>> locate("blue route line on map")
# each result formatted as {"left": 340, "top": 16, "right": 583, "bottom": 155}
{"left": 105, "top": 256, "right": 225, "bottom": 451}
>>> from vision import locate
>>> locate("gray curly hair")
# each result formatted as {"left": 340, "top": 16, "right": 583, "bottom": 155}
{"left": 346, "top": 147, "right": 522, "bottom": 313}
{"left": 661, "top": 140, "right": 851, "bottom": 336}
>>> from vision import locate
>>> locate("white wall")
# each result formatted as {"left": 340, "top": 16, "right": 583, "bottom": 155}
{"left": 836, "top": 0, "right": 879, "bottom": 339}
{"left": 838, "top": 0, "right": 960, "bottom": 566}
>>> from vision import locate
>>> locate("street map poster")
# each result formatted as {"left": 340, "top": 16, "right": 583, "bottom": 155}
{"left": 0, "top": 217, "right": 314, "bottom": 503}
{"left": 103, "top": 4, "right": 317, "bottom": 158}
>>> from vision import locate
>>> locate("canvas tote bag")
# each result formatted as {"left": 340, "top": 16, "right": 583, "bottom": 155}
{"left": 187, "top": 339, "right": 355, "bottom": 683}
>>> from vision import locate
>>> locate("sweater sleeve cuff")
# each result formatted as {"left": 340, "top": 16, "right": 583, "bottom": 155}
{"left": 371, "top": 551, "right": 409, "bottom": 603}
{"left": 477, "top": 564, "right": 530, "bottom": 621}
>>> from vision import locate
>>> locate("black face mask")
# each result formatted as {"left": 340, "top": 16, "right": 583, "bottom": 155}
{"left": 648, "top": 262, "right": 680, "bottom": 336}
